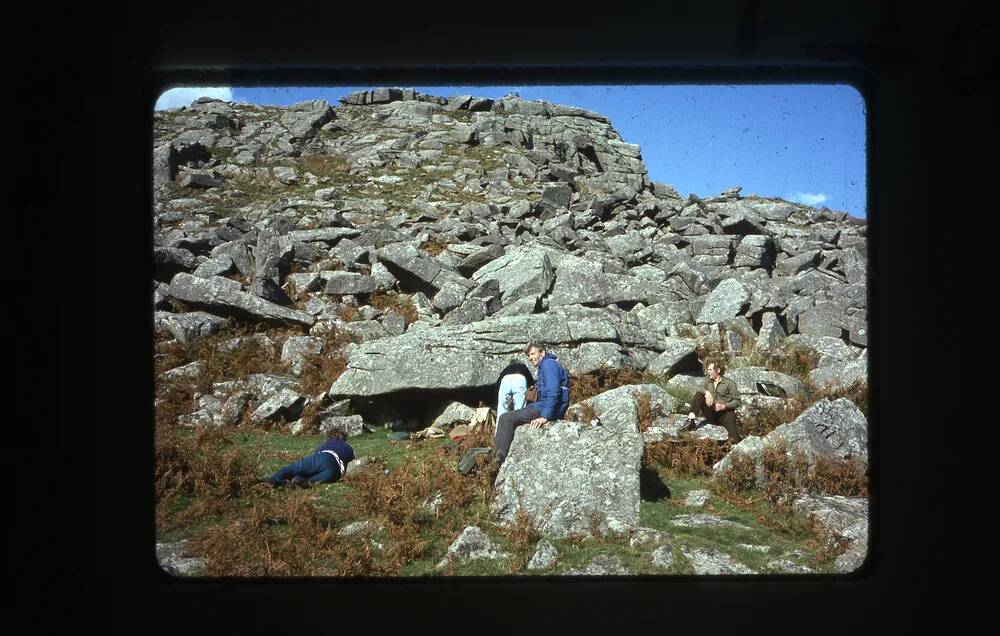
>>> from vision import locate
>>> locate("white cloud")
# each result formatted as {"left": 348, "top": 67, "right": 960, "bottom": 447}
{"left": 786, "top": 191, "right": 828, "bottom": 207}
{"left": 155, "top": 86, "right": 234, "bottom": 110}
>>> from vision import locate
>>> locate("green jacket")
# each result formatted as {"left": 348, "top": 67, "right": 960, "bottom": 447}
{"left": 706, "top": 375, "right": 742, "bottom": 410}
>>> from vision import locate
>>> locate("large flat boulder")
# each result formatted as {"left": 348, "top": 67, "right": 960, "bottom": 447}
{"left": 167, "top": 273, "right": 315, "bottom": 326}
{"left": 548, "top": 268, "right": 680, "bottom": 308}
{"left": 328, "top": 306, "right": 671, "bottom": 398}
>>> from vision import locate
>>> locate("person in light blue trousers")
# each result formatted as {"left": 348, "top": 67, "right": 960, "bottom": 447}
{"left": 495, "top": 358, "right": 536, "bottom": 427}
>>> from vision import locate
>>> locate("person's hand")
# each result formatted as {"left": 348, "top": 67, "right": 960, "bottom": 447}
{"left": 705, "top": 393, "right": 714, "bottom": 406}
{"left": 714, "top": 402, "right": 725, "bottom": 412}
{"left": 530, "top": 417, "right": 548, "bottom": 428}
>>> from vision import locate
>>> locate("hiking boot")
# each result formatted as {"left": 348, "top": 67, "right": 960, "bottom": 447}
{"left": 681, "top": 414, "right": 697, "bottom": 432}
{"left": 291, "top": 475, "right": 311, "bottom": 489}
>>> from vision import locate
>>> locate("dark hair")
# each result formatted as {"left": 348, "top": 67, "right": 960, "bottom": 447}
{"left": 707, "top": 360, "right": 726, "bottom": 374}
{"left": 326, "top": 429, "right": 347, "bottom": 441}
{"left": 523, "top": 342, "right": 545, "bottom": 355}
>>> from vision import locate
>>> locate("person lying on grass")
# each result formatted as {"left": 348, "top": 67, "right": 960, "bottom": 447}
{"left": 266, "top": 430, "right": 356, "bottom": 489}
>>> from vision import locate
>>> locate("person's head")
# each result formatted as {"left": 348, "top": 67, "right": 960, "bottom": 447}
{"left": 327, "top": 429, "right": 347, "bottom": 441}
{"left": 706, "top": 360, "right": 725, "bottom": 381}
{"left": 524, "top": 342, "right": 546, "bottom": 367}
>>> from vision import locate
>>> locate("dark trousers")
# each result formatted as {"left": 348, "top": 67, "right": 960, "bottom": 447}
{"left": 494, "top": 406, "right": 541, "bottom": 463}
{"left": 692, "top": 391, "right": 743, "bottom": 443}
{"left": 270, "top": 452, "right": 342, "bottom": 485}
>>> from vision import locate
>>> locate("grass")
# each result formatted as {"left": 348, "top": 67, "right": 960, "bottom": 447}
{"left": 156, "top": 419, "right": 845, "bottom": 576}
{"left": 153, "top": 308, "right": 863, "bottom": 578}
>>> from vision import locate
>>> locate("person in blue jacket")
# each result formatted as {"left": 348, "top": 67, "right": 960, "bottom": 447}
{"left": 493, "top": 342, "right": 570, "bottom": 465}
{"left": 267, "top": 429, "right": 356, "bottom": 488}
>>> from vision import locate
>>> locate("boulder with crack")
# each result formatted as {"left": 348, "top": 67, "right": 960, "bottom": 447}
{"left": 470, "top": 245, "right": 556, "bottom": 307}
{"left": 713, "top": 398, "right": 869, "bottom": 485}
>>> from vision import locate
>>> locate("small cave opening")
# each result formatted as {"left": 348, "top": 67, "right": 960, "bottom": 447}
{"left": 578, "top": 144, "right": 603, "bottom": 172}
{"left": 350, "top": 384, "right": 500, "bottom": 432}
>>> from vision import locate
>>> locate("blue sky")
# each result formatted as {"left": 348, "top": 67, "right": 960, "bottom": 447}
{"left": 156, "top": 84, "right": 866, "bottom": 218}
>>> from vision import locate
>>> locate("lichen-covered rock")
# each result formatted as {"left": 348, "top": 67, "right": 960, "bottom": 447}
{"left": 155, "top": 311, "right": 226, "bottom": 342}
{"left": 167, "top": 273, "right": 315, "bottom": 326}
{"left": 792, "top": 494, "right": 868, "bottom": 573}
{"left": 651, "top": 546, "right": 675, "bottom": 569}
{"left": 280, "top": 336, "right": 323, "bottom": 375}
{"left": 670, "top": 514, "right": 750, "bottom": 530}
{"left": 713, "top": 398, "right": 869, "bottom": 484}
{"left": 645, "top": 338, "right": 698, "bottom": 375}
{"left": 470, "top": 246, "right": 556, "bottom": 307}
{"left": 683, "top": 490, "right": 711, "bottom": 508}
{"left": 161, "top": 360, "right": 206, "bottom": 382}
{"left": 317, "top": 413, "right": 366, "bottom": 437}
{"left": 754, "top": 311, "right": 787, "bottom": 351}
{"left": 430, "top": 401, "right": 477, "bottom": 429}
{"left": 681, "top": 547, "right": 755, "bottom": 575}
{"left": 436, "top": 526, "right": 509, "bottom": 568}
{"left": 808, "top": 354, "right": 868, "bottom": 389}
{"left": 766, "top": 559, "right": 814, "bottom": 574}
{"left": 563, "top": 554, "right": 629, "bottom": 576}
{"left": 628, "top": 526, "right": 670, "bottom": 547}
{"left": 725, "top": 367, "right": 805, "bottom": 398}
{"left": 492, "top": 385, "right": 657, "bottom": 538}
{"left": 527, "top": 540, "right": 559, "bottom": 570}
{"left": 157, "top": 541, "right": 206, "bottom": 576}
{"left": 251, "top": 388, "right": 305, "bottom": 422}
{"left": 696, "top": 279, "right": 749, "bottom": 323}
{"left": 329, "top": 306, "right": 672, "bottom": 398}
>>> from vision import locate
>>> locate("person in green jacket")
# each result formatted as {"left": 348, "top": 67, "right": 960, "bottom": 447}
{"left": 685, "top": 360, "right": 744, "bottom": 442}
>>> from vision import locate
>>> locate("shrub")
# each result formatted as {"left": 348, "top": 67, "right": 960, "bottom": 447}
{"left": 643, "top": 439, "right": 731, "bottom": 478}
{"left": 632, "top": 390, "right": 656, "bottom": 433}
{"left": 297, "top": 326, "right": 358, "bottom": 398}
{"left": 569, "top": 368, "right": 644, "bottom": 404}
{"left": 805, "top": 456, "right": 869, "bottom": 498}
{"left": 191, "top": 488, "right": 387, "bottom": 577}
{"left": 369, "top": 291, "right": 419, "bottom": 326}
{"left": 419, "top": 240, "right": 449, "bottom": 256}
{"left": 503, "top": 509, "right": 542, "bottom": 574}
{"left": 740, "top": 377, "right": 869, "bottom": 438}
{"left": 155, "top": 425, "right": 261, "bottom": 530}
{"left": 714, "top": 451, "right": 757, "bottom": 493}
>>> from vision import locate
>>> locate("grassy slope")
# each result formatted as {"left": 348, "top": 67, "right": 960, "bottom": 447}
{"left": 156, "top": 427, "right": 832, "bottom": 576}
